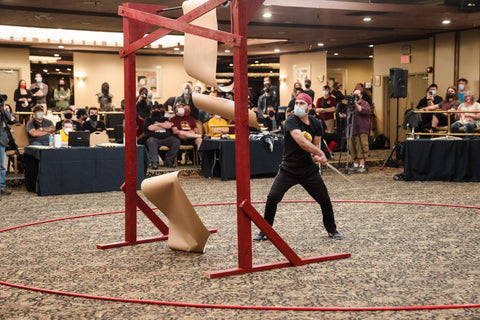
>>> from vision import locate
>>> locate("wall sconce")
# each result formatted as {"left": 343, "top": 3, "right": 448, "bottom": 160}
{"left": 317, "top": 74, "right": 325, "bottom": 82}
{"left": 279, "top": 74, "right": 287, "bottom": 84}
{"left": 75, "top": 73, "right": 87, "bottom": 82}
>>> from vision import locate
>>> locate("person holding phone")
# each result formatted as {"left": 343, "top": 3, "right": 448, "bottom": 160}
{"left": 416, "top": 84, "right": 443, "bottom": 132}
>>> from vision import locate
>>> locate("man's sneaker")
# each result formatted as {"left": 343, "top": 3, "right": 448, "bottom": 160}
{"left": 328, "top": 231, "right": 344, "bottom": 240}
{"left": 253, "top": 231, "right": 268, "bottom": 241}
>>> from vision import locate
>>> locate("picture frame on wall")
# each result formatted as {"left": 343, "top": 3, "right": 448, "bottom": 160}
{"left": 293, "top": 64, "right": 311, "bottom": 85}
{"left": 136, "top": 68, "right": 161, "bottom": 98}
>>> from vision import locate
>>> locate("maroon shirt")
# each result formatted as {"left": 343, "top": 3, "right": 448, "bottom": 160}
{"left": 170, "top": 115, "right": 197, "bottom": 132}
{"left": 352, "top": 99, "right": 371, "bottom": 135}
{"left": 315, "top": 96, "right": 337, "bottom": 121}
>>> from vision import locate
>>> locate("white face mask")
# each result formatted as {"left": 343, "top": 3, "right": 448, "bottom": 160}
{"left": 430, "top": 90, "right": 436, "bottom": 96}
{"left": 458, "top": 84, "right": 465, "bottom": 91}
{"left": 177, "top": 107, "right": 185, "bottom": 116}
{"left": 64, "top": 127, "right": 73, "bottom": 134}
{"left": 323, "top": 90, "right": 329, "bottom": 96}
{"left": 215, "top": 115, "right": 221, "bottom": 119}
{"left": 294, "top": 106, "right": 308, "bottom": 118}
{"left": 36, "top": 112, "right": 44, "bottom": 120}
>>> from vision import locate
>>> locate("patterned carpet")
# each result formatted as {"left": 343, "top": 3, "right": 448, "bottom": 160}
{"left": 1, "top": 164, "right": 479, "bottom": 319}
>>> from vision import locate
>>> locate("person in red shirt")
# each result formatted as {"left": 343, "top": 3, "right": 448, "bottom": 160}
{"left": 315, "top": 85, "right": 337, "bottom": 133}
{"left": 169, "top": 100, "right": 202, "bottom": 151}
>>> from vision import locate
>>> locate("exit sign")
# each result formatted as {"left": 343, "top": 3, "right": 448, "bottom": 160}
{"left": 401, "top": 55, "right": 411, "bottom": 64}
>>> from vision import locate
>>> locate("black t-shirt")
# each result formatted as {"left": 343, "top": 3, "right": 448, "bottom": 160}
{"left": 282, "top": 114, "right": 323, "bottom": 176}
{"left": 144, "top": 117, "right": 172, "bottom": 139}
{"left": 81, "top": 120, "right": 106, "bottom": 133}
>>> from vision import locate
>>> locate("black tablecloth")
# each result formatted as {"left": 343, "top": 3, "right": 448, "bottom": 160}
{"left": 403, "top": 139, "right": 480, "bottom": 182}
{"left": 199, "top": 138, "right": 284, "bottom": 180}
{"left": 24, "top": 146, "right": 147, "bottom": 196}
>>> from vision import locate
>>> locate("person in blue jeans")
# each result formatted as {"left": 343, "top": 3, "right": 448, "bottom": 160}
{"left": 450, "top": 91, "right": 480, "bottom": 136}
{"left": 254, "top": 93, "right": 343, "bottom": 241}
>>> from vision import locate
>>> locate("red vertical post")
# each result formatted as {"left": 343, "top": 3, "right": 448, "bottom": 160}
{"left": 123, "top": 14, "right": 137, "bottom": 243}
{"left": 231, "top": 0, "right": 252, "bottom": 270}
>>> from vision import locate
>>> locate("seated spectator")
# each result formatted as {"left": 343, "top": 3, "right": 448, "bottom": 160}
{"left": 136, "top": 115, "right": 146, "bottom": 145}
{"left": 56, "top": 107, "right": 82, "bottom": 131}
{"left": 431, "top": 86, "right": 461, "bottom": 130}
{"left": 169, "top": 100, "right": 202, "bottom": 151}
{"left": 207, "top": 114, "right": 229, "bottom": 137}
{"left": 136, "top": 87, "right": 152, "bottom": 120}
{"left": 82, "top": 107, "right": 106, "bottom": 133}
{"left": 416, "top": 84, "right": 443, "bottom": 131}
{"left": 144, "top": 110, "right": 180, "bottom": 169}
{"left": 457, "top": 78, "right": 468, "bottom": 103}
{"left": 75, "top": 108, "right": 88, "bottom": 127}
{"left": 450, "top": 91, "right": 480, "bottom": 135}
{"left": 4, "top": 104, "right": 18, "bottom": 123}
{"left": 261, "top": 105, "right": 281, "bottom": 133}
{"left": 315, "top": 85, "right": 337, "bottom": 133}
{"left": 59, "top": 119, "right": 74, "bottom": 145}
{"left": 27, "top": 105, "right": 55, "bottom": 146}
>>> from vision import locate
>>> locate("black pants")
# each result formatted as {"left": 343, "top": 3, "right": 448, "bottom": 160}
{"left": 264, "top": 167, "right": 337, "bottom": 234}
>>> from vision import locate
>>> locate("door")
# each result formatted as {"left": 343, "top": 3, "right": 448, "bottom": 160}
{"left": 0, "top": 69, "right": 20, "bottom": 109}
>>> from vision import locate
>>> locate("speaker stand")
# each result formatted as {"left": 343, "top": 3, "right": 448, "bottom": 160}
{"left": 381, "top": 97, "right": 402, "bottom": 169}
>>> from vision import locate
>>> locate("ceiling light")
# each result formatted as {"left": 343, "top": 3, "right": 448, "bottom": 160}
{"left": 55, "top": 68, "right": 60, "bottom": 71}
{"left": 363, "top": 17, "right": 372, "bottom": 22}
{"left": 229, "top": 63, "right": 233, "bottom": 67}
{"left": 263, "top": 12, "right": 272, "bottom": 18}
{"left": 43, "top": 69, "right": 48, "bottom": 73}
{"left": 317, "top": 43, "right": 324, "bottom": 47}
{"left": 54, "top": 54, "right": 60, "bottom": 57}
{"left": 333, "top": 52, "right": 339, "bottom": 56}
{"left": 369, "top": 44, "right": 374, "bottom": 48}
{"left": 224, "top": 49, "right": 230, "bottom": 53}
{"left": 174, "top": 47, "right": 179, "bottom": 51}
{"left": 58, "top": 45, "right": 64, "bottom": 49}
{"left": 67, "top": 68, "right": 72, "bottom": 71}
{"left": 369, "top": 55, "right": 373, "bottom": 58}
{"left": 274, "top": 48, "right": 280, "bottom": 52}
{"left": 255, "top": 60, "right": 259, "bottom": 63}
{"left": 442, "top": 20, "right": 451, "bottom": 24}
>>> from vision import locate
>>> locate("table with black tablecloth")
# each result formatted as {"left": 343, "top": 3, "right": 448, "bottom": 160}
{"left": 403, "top": 139, "right": 480, "bottom": 182}
{"left": 199, "top": 138, "right": 284, "bottom": 180}
{"left": 24, "top": 145, "right": 148, "bottom": 196}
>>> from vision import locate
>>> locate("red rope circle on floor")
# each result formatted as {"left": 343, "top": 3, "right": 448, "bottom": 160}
{"left": 1, "top": 200, "right": 480, "bottom": 312}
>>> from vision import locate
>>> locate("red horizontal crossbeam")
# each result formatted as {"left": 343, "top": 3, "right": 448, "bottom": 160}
{"left": 118, "top": 5, "right": 241, "bottom": 56}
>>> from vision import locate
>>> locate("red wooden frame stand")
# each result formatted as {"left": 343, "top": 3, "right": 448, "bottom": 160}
{"left": 103, "top": 0, "right": 350, "bottom": 277}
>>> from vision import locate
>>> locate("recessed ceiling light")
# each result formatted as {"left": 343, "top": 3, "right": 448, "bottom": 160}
{"left": 174, "top": 47, "right": 180, "bottom": 50}
{"left": 263, "top": 12, "right": 272, "bottom": 18}
{"left": 333, "top": 52, "right": 339, "bottom": 56}
{"left": 254, "top": 60, "right": 259, "bottom": 63}
{"left": 54, "top": 54, "right": 60, "bottom": 57}
{"left": 43, "top": 69, "right": 48, "bottom": 73}
{"left": 67, "top": 68, "right": 72, "bottom": 71}
{"left": 442, "top": 19, "right": 451, "bottom": 24}
{"left": 363, "top": 17, "right": 372, "bottom": 22}
{"left": 55, "top": 68, "right": 60, "bottom": 71}
{"left": 58, "top": 45, "right": 64, "bottom": 49}
{"left": 229, "top": 63, "right": 233, "bottom": 66}
{"left": 369, "top": 44, "right": 374, "bottom": 48}
{"left": 225, "top": 49, "right": 230, "bottom": 53}
{"left": 274, "top": 48, "right": 280, "bottom": 52}
{"left": 369, "top": 55, "right": 373, "bottom": 58}
{"left": 317, "top": 43, "right": 324, "bottom": 47}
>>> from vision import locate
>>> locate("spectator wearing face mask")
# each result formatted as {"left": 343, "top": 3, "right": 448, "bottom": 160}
{"left": 81, "top": 107, "right": 106, "bottom": 133}
{"left": 416, "top": 84, "right": 443, "bottom": 131}
{"left": 96, "top": 82, "right": 113, "bottom": 111}
{"left": 55, "top": 107, "right": 82, "bottom": 132}
{"left": 457, "top": 78, "right": 468, "bottom": 103}
{"left": 170, "top": 100, "right": 203, "bottom": 151}
{"left": 30, "top": 73, "right": 49, "bottom": 110}
{"left": 315, "top": 85, "right": 337, "bottom": 134}
{"left": 303, "top": 79, "right": 315, "bottom": 102}
{"left": 53, "top": 78, "right": 71, "bottom": 111}
{"left": 136, "top": 87, "right": 152, "bottom": 120}
{"left": 262, "top": 105, "right": 281, "bottom": 133}
{"left": 174, "top": 82, "right": 200, "bottom": 120}
{"left": 59, "top": 119, "right": 74, "bottom": 144}
{"left": 14, "top": 79, "right": 33, "bottom": 124}
{"left": 27, "top": 105, "right": 55, "bottom": 146}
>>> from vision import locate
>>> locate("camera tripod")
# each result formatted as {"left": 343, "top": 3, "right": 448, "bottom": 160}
{"left": 338, "top": 104, "right": 368, "bottom": 174}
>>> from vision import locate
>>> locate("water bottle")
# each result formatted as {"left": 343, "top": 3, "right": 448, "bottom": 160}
{"left": 49, "top": 134, "right": 54, "bottom": 147}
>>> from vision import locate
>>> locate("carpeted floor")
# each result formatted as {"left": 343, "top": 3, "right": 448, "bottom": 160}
{"left": 1, "top": 165, "right": 479, "bottom": 319}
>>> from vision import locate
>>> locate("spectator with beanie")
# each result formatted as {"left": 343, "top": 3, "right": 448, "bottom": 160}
{"left": 253, "top": 92, "right": 343, "bottom": 241}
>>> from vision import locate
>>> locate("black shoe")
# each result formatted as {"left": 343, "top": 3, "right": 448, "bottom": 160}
{"left": 253, "top": 231, "right": 268, "bottom": 241}
{"left": 1, "top": 189, "right": 12, "bottom": 195}
{"left": 328, "top": 231, "right": 344, "bottom": 240}
{"left": 151, "top": 164, "right": 158, "bottom": 170}
{"left": 164, "top": 162, "right": 176, "bottom": 168}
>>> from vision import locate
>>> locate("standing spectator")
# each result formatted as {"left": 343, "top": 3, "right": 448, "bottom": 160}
{"left": 1, "top": 101, "right": 16, "bottom": 196}
{"left": 315, "top": 85, "right": 337, "bottom": 133}
{"left": 174, "top": 82, "right": 200, "bottom": 120}
{"left": 136, "top": 87, "right": 152, "bottom": 120}
{"left": 144, "top": 110, "right": 180, "bottom": 169}
{"left": 14, "top": 79, "right": 32, "bottom": 124}
{"left": 96, "top": 82, "right": 113, "bottom": 111}
{"left": 291, "top": 81, "right": 303, "bottom": 100}
{"left": 304, "top": 79, "right": 315, "bottom": 102}
{"left": 53, "top": 78, "right": 71, "bottom": 111}
{"left": 29, "top": 73, "right": 48, "bottom": 110}
{"left": 331, "top": 82, "right": 345, "bottom": 102}
{"left": 259, "top": 76, "right": 279, "bottom": 101}
{"left": 354, "top": 83, "right": 372, "bottom": 106}
{"left": 257, "top": 82, "right": 279, "bottom": 115}
{"left": 81, "top": 107, "right": 106, "bottom": 133}
{"left": 27, "top": 105, "right": 55, "bottom": 146}
{"left": 457, "top": 78, "right": 468, "bottom": 103}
